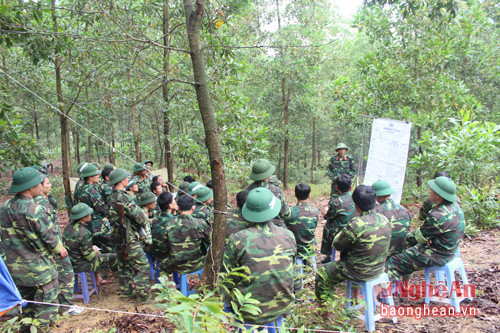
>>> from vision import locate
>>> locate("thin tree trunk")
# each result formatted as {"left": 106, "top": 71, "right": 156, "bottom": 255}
{"left": 33, "top": 102, "right": 40, "bottom": 140}
{"left": 416, "top": 126, "right": 423, "bottom": 187}
{"left": 310, "top": 118, "right": 315, "bottom": 183}
{"left": 95, "top": 142, "right": 100, "bottom": 164}
{"left": 184, "top": 0, "right": 227, "bottom": 289}
{"left": 75, "top": 131, "right": 80, "bottom": 165}
{"left": 163, "top": 0, "right": 175, "bottom": 190}
{"left": 108, "top": 95, "right": 116, "bottom": 165}
{"left": 282, "top": 78, "right": 289, "bottom": 189}
{"left": 52, "top": 0, "right": 72, "bottom": 208}
{"left": 87, "top": 111, "right": 92, "bottom": 161}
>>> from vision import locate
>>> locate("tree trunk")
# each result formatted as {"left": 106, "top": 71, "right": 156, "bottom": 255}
{"left": 183, "top": 0, "right": 227, "bottom": 289}
{"left": 75, "top": 131, "right": 80, "bottom": 165}
{"left": 109, "top": 96, "right": 116, "bottom": 165}
{"left": 87, "top": 111, "right": 92, "bottom": 161}
{"left": 310, "top": 118, "right": 315, "bottom": 183}
{"left": 95, "top": 142, "right": 100, "bottom": 164}
{"left": 416, "top": 126, "right": 423, "bottom": 187}
{"left": 52, "top": 0, "right": 72, "bottom": 209}
{"left": 163, "top": 0, "right": 175, "bottom": 190}
{"left": 33, "top": 102, "right": 40, "bottom": 140}
{"left": 282, "top": 78, "right": 289, "bottom": 189}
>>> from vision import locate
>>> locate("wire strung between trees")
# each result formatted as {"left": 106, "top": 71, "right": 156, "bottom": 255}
{"left": 0, "top": 69, "right": 230, "bottom": 216}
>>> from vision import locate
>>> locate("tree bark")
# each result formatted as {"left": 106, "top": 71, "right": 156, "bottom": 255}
{"left": 163, "top": 0, "right": 175, "bottom": 191}
{"left": 75, "top": 130, "right": 80, "bottom": 165}
{"left": 52, "top": 0, "right": 72, "bottom": 209}
{"left": 416, "top": 126, "right": 423, "bottom": 187}
{"left": 183, "top": 0, "right": 227, "bottom": 289}
{"left": 310, "top": 118, "right": 315, "bottom": 183}
{"left": 282, "top": 78, "right": 289, "bottom": 189}
{"left": 87, "top": 111, "right": 92, "bottom": 161}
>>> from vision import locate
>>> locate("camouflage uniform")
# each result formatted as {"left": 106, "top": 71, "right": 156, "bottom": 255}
{"left": 223, "top": 221, "right": 296, "bottom": 325}
{"left": 284, "top": 202, "right": 319, "bottom": 258}
{"left": 386, "top": 202, "right": 465, "bottom": 280}
{"left": 62, "top": 219, "right": 118, "bottom": 273}
{"left": 161, "top": 214, "right": 210, "bottom": 274}
{"left": 316, "top": 211, "right": 391, "bottom": 300}
{"left": 131, "top": 175, "right": 151, "bottom": 196}
{"left": 192, "top": 202, "right": 213, "bottom": 226}
{"left": 224, "top": 209, "right": 252, "bottom": 243}
{"left": 0, "top": 194, "right": 62, "bottom": 329}
{"left": 73, "top": 183, "right": 111, "bottom": 251}
{"left": 33, "top": 194, "right": 75, "bottom": 309}
{"left": 321, "top": 192, "right": 359, "bottom": 256}
{"left": 108, "top": 189, "right": 150, "bottom": 300}
{"left": 99, "top": 179, "right": 113, "bottom": 206}
{"left": 327, "top": 155, "right": 355, "bottom": 198}
{"left": 150, "top": 211, "right": 175, "bottom": 260}
{"left": 243, "top": 181, "right": 291, "bottom": 226}
{"left": 373, "top": 198, "right": 411, "bottom": 256}
{"left": 73, "top": 178, "right": 85, "bottom": 199}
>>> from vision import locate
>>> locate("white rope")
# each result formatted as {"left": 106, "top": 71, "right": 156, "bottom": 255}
{"left": 21, "top": 300, "right": 347, "bottom": 332}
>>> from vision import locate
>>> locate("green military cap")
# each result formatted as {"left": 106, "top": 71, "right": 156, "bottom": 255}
{"left": 196, "top": 186, "right": 213, "bottom": 203}
{"left": 336, "top": 143, "right": 348, "bottom": 151}
{"left": 133, "top": 163, "right": 148, "bottom": 172}
{"left": 187, "top": 181, "right": 203, "bottom": 196}
{"left": 77, "top": 162, "right": 88, "bottom": 175}
{"left": 242, "top": 188, "right": 281, "bottom": 223}
{"left": 126, "top": 179, "right": 137, "bottom": 190}
{"left": 179, "top": 181, "right": 190, "bottom": 194}
{"left": 30, "top": 165, "right": 48, "bottom": 174}
{"left": 69, "top": 203, "right": 93, "bottom": 221}
{"left": 103, "top": 163, "right": 115, "bottom": 170}
{"left": 9, "top": 167, "right": 45, "bottom": 193}
{"left": 138, "top": 192, "right": 156, "bottom": 206}
{"left": 79, "top": 164, "right": 100, "bottom": 178}
{"left": 109, "top": 168, "right": 129, "bottom": 185}
{"left": 92, "top": 162, "right": 101, "bottom": 170}
{"left": 143, "top": 160, "right": 153, "bottom": 166}
{"left": 268, "top": 175, "right": 281, "bottom": 186}
{"left": 249, "top": 159, "right": 275, "bottom": 181}
{"left": 428, "top": 176, "right": 457, "bottom": 202}
{"left": 372, "top": 180, "right": 396, "bottom": 196}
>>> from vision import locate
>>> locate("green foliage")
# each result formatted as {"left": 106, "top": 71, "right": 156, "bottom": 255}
{"left": 459, "top": 184, "right": 500, "bottom": 236}
{"left": 0, "top": 316, "right": 22, "bottom": 333}
{"left": 0, "top": 82, "right": 42, "bottom": 172}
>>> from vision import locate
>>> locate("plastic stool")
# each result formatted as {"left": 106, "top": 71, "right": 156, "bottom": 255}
{"left": 239, "top": 315, "right": 283, "bottom": 333}
{"left": 424, "top": 249, "right": 472, "bottom": 311}
{"left": 173, "top": 268, "right": 204, "bottom": 296}
{"left": 346, "top": 273, "right": 397, "bottom": 332}
{"left": 146, "top": 252, "right": 157, "bottom": 281}
{"left": 73, "top": 271, "right": 98, "bottom": 304}
{"left": 331, "top": 248, "right": 336, "bottom": 262}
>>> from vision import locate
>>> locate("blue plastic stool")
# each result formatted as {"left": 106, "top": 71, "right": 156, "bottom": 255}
{"left": 331, "top": 248, "right": 336, "bottom": 262}
{"left": 424, "top": 248, "right": 472, "bottom": 311}
{"left": 173, "top": 268, "right": 204, "bottom": 296}
{"left": 346, "top": 273, "right": 397, "bottom": 332}
{"left": 73, "top": 271, "right": 98, "bottom": 304}
{"left": 146, "top": 252, "right": 157, "bottom": 281}
{"left": 225, "top": 303, "right": 283, "bottom": 333}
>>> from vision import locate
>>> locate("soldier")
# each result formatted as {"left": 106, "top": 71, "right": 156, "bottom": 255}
{"left": 99, "top": 166, "right": 114, "bottom": 205}
{"left": 63, "top": 203, "right": 118, "bottom": 285}
{"left": 284, "top": 183, "right": 319, "bottom": 262}
{"left": 315, "top": 185, "right": 391, "bottom": 301}
{"left": 225, "top": 191, "right": 251, "bottom": 242}
{"left": 176, "top": 175, "right": 196, "bottom": 201}
{"left": 372, "top": 180, "right": 411, "bottom": 257}
{"left": 387, "top": 177, "right": 465, "bottom": 281}
{"left": 419, "top": 171, "right": 451, "bottom": 221}
{"left": 0, "top": 167, "right": 68, "bottom": 331}
{"left": 73, "top": 163, "right": 111, "bottom": 253}
{"left": 161, "top": 195, "right": 210, "bottom": 275}
{"left": 131, "top": 163, "right": 151, "bottom": 196}
{"left": 243, "top": 159, "right": 291, "bottom": 226}
{"left": 321, "top": 174, "right": 359, "bottom": 263}
{"left": 327, "top": 143, "right": 355, "bottom": 198}
{"left": 73, "top": 162, "right": 88, "bottom": 196}
{"left": 151, "top": 181, "right": 164, "bottom": 197}
{"left": 126, "top": 179, "right": 140, "bottom": 205}
{"left": 33, "top": 172, "right": 81, "bottom": 315}
{"left": 138, "top": 192, "right": 156, "bottom": 249}
{"left": 150, "top": 192, "right": 177, "bottom": 261}
{"left": 107, "top": 168, "right": 152, "bottom": 303}
{"left": 192, "top": 185, "right": 214, "bottom": 226}
{"left": 223, "top": 188, "right": 296, "bottom": 326}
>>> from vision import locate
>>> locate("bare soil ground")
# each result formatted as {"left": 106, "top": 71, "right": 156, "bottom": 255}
{"left": 1, "top": 168, "right": 499, "bottom": 332}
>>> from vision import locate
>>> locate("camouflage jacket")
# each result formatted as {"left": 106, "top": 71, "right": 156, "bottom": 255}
{"left": 74, "top": 183, "right": 109, "bottom": 218}
{"left": 223, "top": 221, "right": 296, "bottom": 325}
{"left": 33, "top": 194, "right": 62, "bottom": 242}
{"left": 243, "top": 181, "right": 291, "bottom": 225}
{"left": 0, "top": 194, "right": 62, "bottom": 286}
{"left": 333, "top": 210, "right": 391, "bottom": 281}
{"left": 409, "top": 201, "right": 465, "bottom": 260}
{"left": 131, "top": 175, "right": 151, "bottom": 196}
{"left": 99, "top": 180, "right": 113, "bottom": 206}
{"left": 192, "top": 202, "right": 213, "bottom": 226}
{"left": 62, "top": 220, "right": 96, "bottom": 273}
{"left": 108, "top": 189, "right": 148, "bottom": 242}
{"left": 284, "top": 202, "right": 319, "bottom": 257}
{"left": 327, "top": 155, "right": 355, "bottom": 181}
{"left": 373, "top": 198, "right": 411, "bottom": 256}
{"left": 166, "top": 214, "right": 210, "bottom": 274}
{"left": 150, "top": 211, "right": 175, "bottom": 259}
{"left": 224, "top": 210, "right": 252, "bottom": 244}
{"left": 74, "top": 178, "right": 85, "bottom": 198}
{"left": 324, "top": 192, "right": 359, "bottom": 239}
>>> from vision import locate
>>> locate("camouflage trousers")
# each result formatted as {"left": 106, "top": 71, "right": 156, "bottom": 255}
{"left": 330, "top": 181, "right": 339, "bottom": 199}
{"left": 56, "top": 256, "right": 74, "bottom": 308}
{"left": 17, "top": 279, "right": 59, "bottom": 332}
{"left": 74, "top": 253, "right": 118, "bottom": 273}
{"left": 315, "top": 261, "right": 360, "bottom": 301}
{"left": 320, "top": 219, "right": 337, "bottom": 256}
{"left": 117, "top": 240, "right": 150, "bottom": 300}
{"left": 87, "top": 217, "right": 114, "bottom": 253}
{"left": 386, "top": 244, "right": 454, "bottom": 281}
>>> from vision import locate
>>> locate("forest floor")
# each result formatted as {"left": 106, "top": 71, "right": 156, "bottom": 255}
{"left": 0, "top": 163, "right": 499, "bottom": 332}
